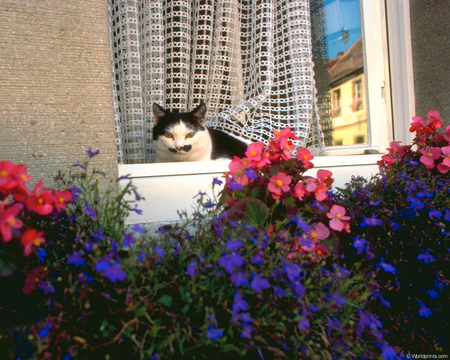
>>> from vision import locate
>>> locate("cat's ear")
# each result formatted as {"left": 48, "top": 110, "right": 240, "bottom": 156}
{"left": 152, "top": 103, "right": 167, "bottom": 123}
{"left": 191, "top": 102, "right": 207, "bottom": 125}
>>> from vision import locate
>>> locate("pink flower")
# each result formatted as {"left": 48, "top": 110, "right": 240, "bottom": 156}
{"left": 0, "top": 203, "right": 23, "bottom": 242}
{"left": 245, "top": 142, "right": 264, "bottom": 163}
{"left": 426, "top": 110, "right": 444, "bottom": 130}
{"left": 444, "top": 125, "right": 450, "bottom": 142}
{"left": 294, "top": 182, "right": 306, "bottom": 200}
{"left": 317, "top": 169, "right": 334, "bottom": 188}
{"left": 26, "top": 181, "right": 55, "bottom": 215}
{"left": 52, "top": 190, "right": 73, "bottom": 212}
{"left": 327, "top": 205, "right": 351, "bottom": 232}
{"left": 268, "top": 172, "right": 292, "bottom": 199}
{"left": 410, "top": 116, "right": 425, "bottom": 133}
{"left": 441, "top": 146, "right": 450, "bottom": 167}
{"left": 313, "top": 244, "right": 330, "bottom": 258}
{"left": 228, "top": 157, "right": 249, "bottom": 186}
{"left": 313, "top": 183, "right": 328, "bottom": 201}
{"left": 295, "top": 147, "right": 314, "bottom": 169}
{"left": 419, "top": 147, "right": 441, "bottom": 169}
{"left": 308, "top": 222, "right": 330, "bottom": 242}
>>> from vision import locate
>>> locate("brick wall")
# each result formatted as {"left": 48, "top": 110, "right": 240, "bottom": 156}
{"left": 0, "top": 0, "right": 118, "bottom": 187}
{"left": 410, "top": 0, "right": 450, "bottom": 122}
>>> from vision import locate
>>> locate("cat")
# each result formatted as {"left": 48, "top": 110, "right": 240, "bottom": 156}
{"left": 152, "top": 102, "right": 249, "bottom": 162}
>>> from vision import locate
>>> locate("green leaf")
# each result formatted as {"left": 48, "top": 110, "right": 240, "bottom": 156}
{"left": 134, "top": 306, "right": 147, "bottom": 318}
{"left": 157, "top": 295, "right": 172, "bottom": 307}
{"left": 226, "top": 198, "right": 270, "bottom": 226}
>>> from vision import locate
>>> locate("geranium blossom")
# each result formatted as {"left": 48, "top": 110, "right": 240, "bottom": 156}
{"left": 268, "top": 172, "right": 291, "bottom": 199}
{"left": 327, "top": 205, "right": 350, "bottom": 232}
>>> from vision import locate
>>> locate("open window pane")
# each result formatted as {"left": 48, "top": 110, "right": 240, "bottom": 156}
{"left": 311, "top": 0, "right": 368, "bottom": 147}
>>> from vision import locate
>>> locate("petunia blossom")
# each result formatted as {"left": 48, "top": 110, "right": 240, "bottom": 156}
{"left": 327, "top": 205, "right": 350, "bottom": 232}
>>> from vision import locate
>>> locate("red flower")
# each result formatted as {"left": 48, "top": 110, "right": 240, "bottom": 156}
{"left": 23, "top": 266, "right": 48, "bottom": 295}
{"left": 268, "top": 172, "right": 292, "bottom": 199}
{"left": 295, "top": 147, "right": 314, "bottom": 169}
{"left": 21, "top": 229, "right": 45, "bottom": 256}
{"left": 0, "top": 203, "right": 23, "bottom": 242}
{"left": 26, "top": 181, "right": 55, "bottom": 215}
{"left": 0, "top": 161, "right": 31, "bottom": 200}
{"left": 294, "top": 182, "right": 306, "bottom": 200}
{"left": 52, "top": 189, "right": 73, "bottom": 212}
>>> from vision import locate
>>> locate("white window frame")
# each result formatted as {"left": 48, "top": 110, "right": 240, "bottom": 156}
{"left": 119, "top": 0, "right": 415, "bottom": 225}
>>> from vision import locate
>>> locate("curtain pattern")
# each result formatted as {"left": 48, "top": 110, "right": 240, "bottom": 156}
{"left": 108, "top": 0, "right": 324, "bottom": 164}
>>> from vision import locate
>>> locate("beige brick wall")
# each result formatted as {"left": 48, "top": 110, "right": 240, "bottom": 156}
{"left": 0, "top": 0, "right": 118, "bottom": 188}
{"left": 410, "top": 0, "right": 450, "bottom": 123}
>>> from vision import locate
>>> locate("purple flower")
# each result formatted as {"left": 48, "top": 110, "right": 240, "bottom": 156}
{"left": 212, "top": 177, "right": 223, "bottom": 187}
{"left": 283, "top": 263, "right": 301, "bottom": 283}
{"left": 86, "top": 147, "right": 100, "bottom": 158}
{"left": 297, "top": 318, "right": 310, "bottom": 331}
{"left": 95, "top": 257, "right": 112, "bottom": 272}
{"left": 187, "top": 260, "right": 199, "bottom": 277}
{"left": 70, "top": 187, "right": 83, "bottom": 199}
{"left": 68, "top": 250, "right": 86, "bottom": 267}
{"left": 226, "top": 239, "right": 243, "bottom": 252}
{"left": 352, "top": 236, "right": 367, "bottom": 255}
{"left": 85, "top": 203, "right": 97, "bottom": 218}
{"left": 291, "top": 281, "right": 305, "bottom": 297}
{"left": 331, "top": 293, "right": 346, "bottom": 309}
{"left": 218, "top": 254, "right": 244, "bottom": 274}
{"left": 327, "top": 317, "right": 343, "bottom": 335}
{"left": 154, "top": 245, "right": 165, "bottom": 258}
{"left": 375, "top": 257, "right": 397, "bottom": 275}
{"left": 38, "top": 321, "right": 54, "bottom": 339}
{"left": 429, "top": 208, "right": 443, "bottom": 219}
{"left": 230, "top": 271, "right": 249, "bottom": 287}
{"left": 232, "top": 291, "right": 249, "bottom": 312}
{"left": 251, "top": 253, "right": 264, "bottom": 266}
{"left": 246, "top": 169, "right": 258, "bottom": 180}
{"left": 132, "top": 223, "right": 146, "bottom": 234}
{"left": 93, "top": 228, "right": 106, "bottom": 242}
{"left": 273, "top": 287, "right": 286, "bottom": 297}
{"left": 360, "top": 213, "right": 383, "bottom": 227}
{"left": 122, "top": 233, "right": 136, "bottom": 247}
{"left": 290, "top": 213, "right": 310, "bottom": 231}
{"left": 206, "top": 325, "right": 223, "bottom": 342}
{"left": 103, "top": 263, "right": 127, "bottom": 283}
{"left": 130, "top": 204, "right": 143, "bottom": 215}
{"left": 38, "top": 280, "right": 55, "bottom": 295}
{"left": 445, "top": 210, "right": 450, "bottom": 222}
{"left": 250, "top": 273, "right": 270, "bottom": 293}
{"left": 240, "top": 324, "right": 253, "bottom": 339}
{"left": 204, "top": 200, "right": 216, "bottom": 209}
{"left": 226, "top": 180, "right": 243, "bottom": 191}
{"left": 381, "top": 345, "right": 398, "bottom": 360}
{"left": 417, "top": 249, "right": 436, "bottom": 264}
{"left": 37, "top": 247, "right": 47, "bottom": 262}
{"left": 73, "top": 160, "right": 86, "bottom": 170}
{"left": 371, "top": 293, "right": 391, "bottom": 307}
{"left": 118, "top": 173, "right": 132, "bottom": 181}
{"left": 406, "top": 196, "right": 424, "bottom": 211}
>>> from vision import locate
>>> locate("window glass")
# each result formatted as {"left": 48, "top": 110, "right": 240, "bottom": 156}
{"left": 310, "top": 0, "right": 368, "bottom": 147}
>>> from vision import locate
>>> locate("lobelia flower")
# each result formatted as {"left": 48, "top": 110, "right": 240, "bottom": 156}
{"left": 232, "top": 291, "right": 249, "bottom": 312}
{"left": 0, "top": 203, "right": 23, "bottom": 242}
{"left": 417, "top": 249, "right": 436, "bottom": 264}
{"left": 218, "top": 254, "right": 245, "bottom": 274}
{"left": 250, "top": 273, "right": 270, "bottom": 293}
{"left": 186, "top": 260, "right": 199, "bottom": 276}
{"left": 21, "top": 229, "right": 45, "bottom": 256}
{"left": 268, "top": 172, "right": 292, "bottom": 199}
{"left": 86, "top": 147, "right": 100, "bottom": 158}
{"left": 360, "top": 213, "right": 383, "bottom": 227}
{"left": 297, "top": 318, "right": 310, "bottom": 331}
{"left": 67, "top": 250, "right": 86, "bottom": 267}
{"left": 375, "top": 257, "right": 397, "bottom": 275}
{"left": 327, "top": 205, "right": 350, "bottom": 232}
{"left": 418, "top": 300, "right": 433, "bottom": 318}
{"left": 240, "top": 324, "right": 253, "bottom": 339}
{"left": 230, "top": 271, "right": 249, "bottom": 287}
{"left": 84, "top": 202, "right": 97, "bottom": 218}
{"left": 206, "top": 325, "right": 223, "bottom": 342}
{"left": 103, "top": 262, "right": 127, "bottom": 283}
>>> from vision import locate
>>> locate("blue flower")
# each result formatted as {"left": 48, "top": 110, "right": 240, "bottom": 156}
{"left": 187, "top": 260, "right": 199, "bottom": 277}
{"left": 417, "top": 249, "right": 436, "bottom": 264}
{"left": 283, "top": 263, "right": 301, "bottom": 283}
{"left": 73, "top": 160, "right": 86, "bottom": 170}
{"left": 226, "top": 181, "right": 243, "bottom": 191}
{"left": 93, "top": 228, "right": 106, "bottom": 242}
{"left": 273, "top": 287, "right": 286, "bottom": 297}
{"left": 86, "top": 147, "right": 100, "bottom": 158}
{"left": 426, "top": 289, "right": 440, "bottom": 299}
{"left": 206, "top": 325, "right": 223, "bottom": 342}
{"left": 246, "top": 169, "right": 258, "bottom": 180}
{"left": 371, "top": 293, "right": 391, "bottom": 307}
{"left": 38, "top": 280, "right": 55, "bottom": 295}
{"left": 218, "top": 254, "right": 244, "bottom": 274}
{"left": 250, "top": 273, "right": 270, "bottom": 293}
{"left": 291, "top": 281, "right": 305, "bottom": 298}
{"left": 95, "top": 257, "right": 112, "bottom": 272}
{"left": 418, "top": 300, "right": 433, "bottom": 318}
{"left": 85, "top": 203, "right": 97, "bottom": 218}
{"left": 38, "top": 321, "right": 54, "bottom": 339}
{"left": 122, "top": 233, "right": 136, "bottom": 247}
{"left": 230, "top": 271, "right": 249, "bottom": 287}
{"left": 326, "top": 317, "right": 343, "bottom": 335}
{"left": 204, "top": 200, "right": 216, "bottom": 209}
{"left": 67, "top": 250, "right": 86, "bottom": 267}
{"left": 360, "top": 213, "right": 383, "bottom": 227}
{"left": 226, "top": 239, "right": 243, "bottom": 252}
{"left": 352, "top": 236, "right": 367, "bottom": 255}
{"left": 375, "top": 257, "right": 397, "bottom": 275}
{"left": 232, "top": 291, "right": 249, "bottom": 312}
{"left": 330, "top": 293, "right": 346, "bottom": 309}
{"left": 297, "top": 318, "right": 310, "bottom": 331}
{"left": 36, "top": 247, "right": 47, "bottom": 262}
{"left": 130, "top": 204, "right": 143, "bottom": 215}
{"left": 250, "top": 253, "right": 264, "bottom": 266}
{"left": 70, "top": 187, "right": 83, "bottom": 199}
{"left": 429, "top": 208, "right": 443, "bottom": 219}
{"left": 154, "top": 245, "right": 165, "bottom": 258}
{"left": 406, "top": 196, "right": 424, "bottom": 211}
{"left": 103, "top": 263, "right": 127, "bottom": 283}
{"left": 240, "top": 324, "right": 253, "bottom": 339}
{"left": 381, "top": 344, "right": 398, "bottom": 360}
{"left": 212, "top": 177, "right": 223, "bottom": 187}
{"left": 132, "top": 223, "right": 146, "bottom": 234}
{"left": 290, "top": 213, "right": 310, "bottom": 231}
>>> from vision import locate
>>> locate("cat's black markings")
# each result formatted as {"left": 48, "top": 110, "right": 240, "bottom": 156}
{"left": 152, "top": 102, "right": 248, "bottom": 162}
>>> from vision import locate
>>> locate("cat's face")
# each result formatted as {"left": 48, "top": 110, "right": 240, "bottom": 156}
{"left": 152, "top": 103, "right": 212, "bottom": 162}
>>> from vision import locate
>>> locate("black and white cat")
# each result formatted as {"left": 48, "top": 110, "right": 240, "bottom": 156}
{"left": 152, "top": 102, "right": 248, "bottom": 162}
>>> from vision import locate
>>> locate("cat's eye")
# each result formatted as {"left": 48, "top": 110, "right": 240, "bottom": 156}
{"left": 186, "top": 132, "right": 195, "bottom": 139}
{"left": 164, "top": 132, "right": 173, "bottom": 139}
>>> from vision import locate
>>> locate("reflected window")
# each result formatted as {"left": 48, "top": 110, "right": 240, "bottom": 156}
{"left": 311, "top": 0, "right": 368, "bottom": 147}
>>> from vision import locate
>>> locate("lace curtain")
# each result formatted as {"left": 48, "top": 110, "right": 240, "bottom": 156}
{"left": 108, "top": 0, "right": 324, "bottom": 164}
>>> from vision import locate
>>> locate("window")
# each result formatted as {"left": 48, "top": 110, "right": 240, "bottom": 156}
{"left": 118, "top": 0, "right": 415, "bottom": 225}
